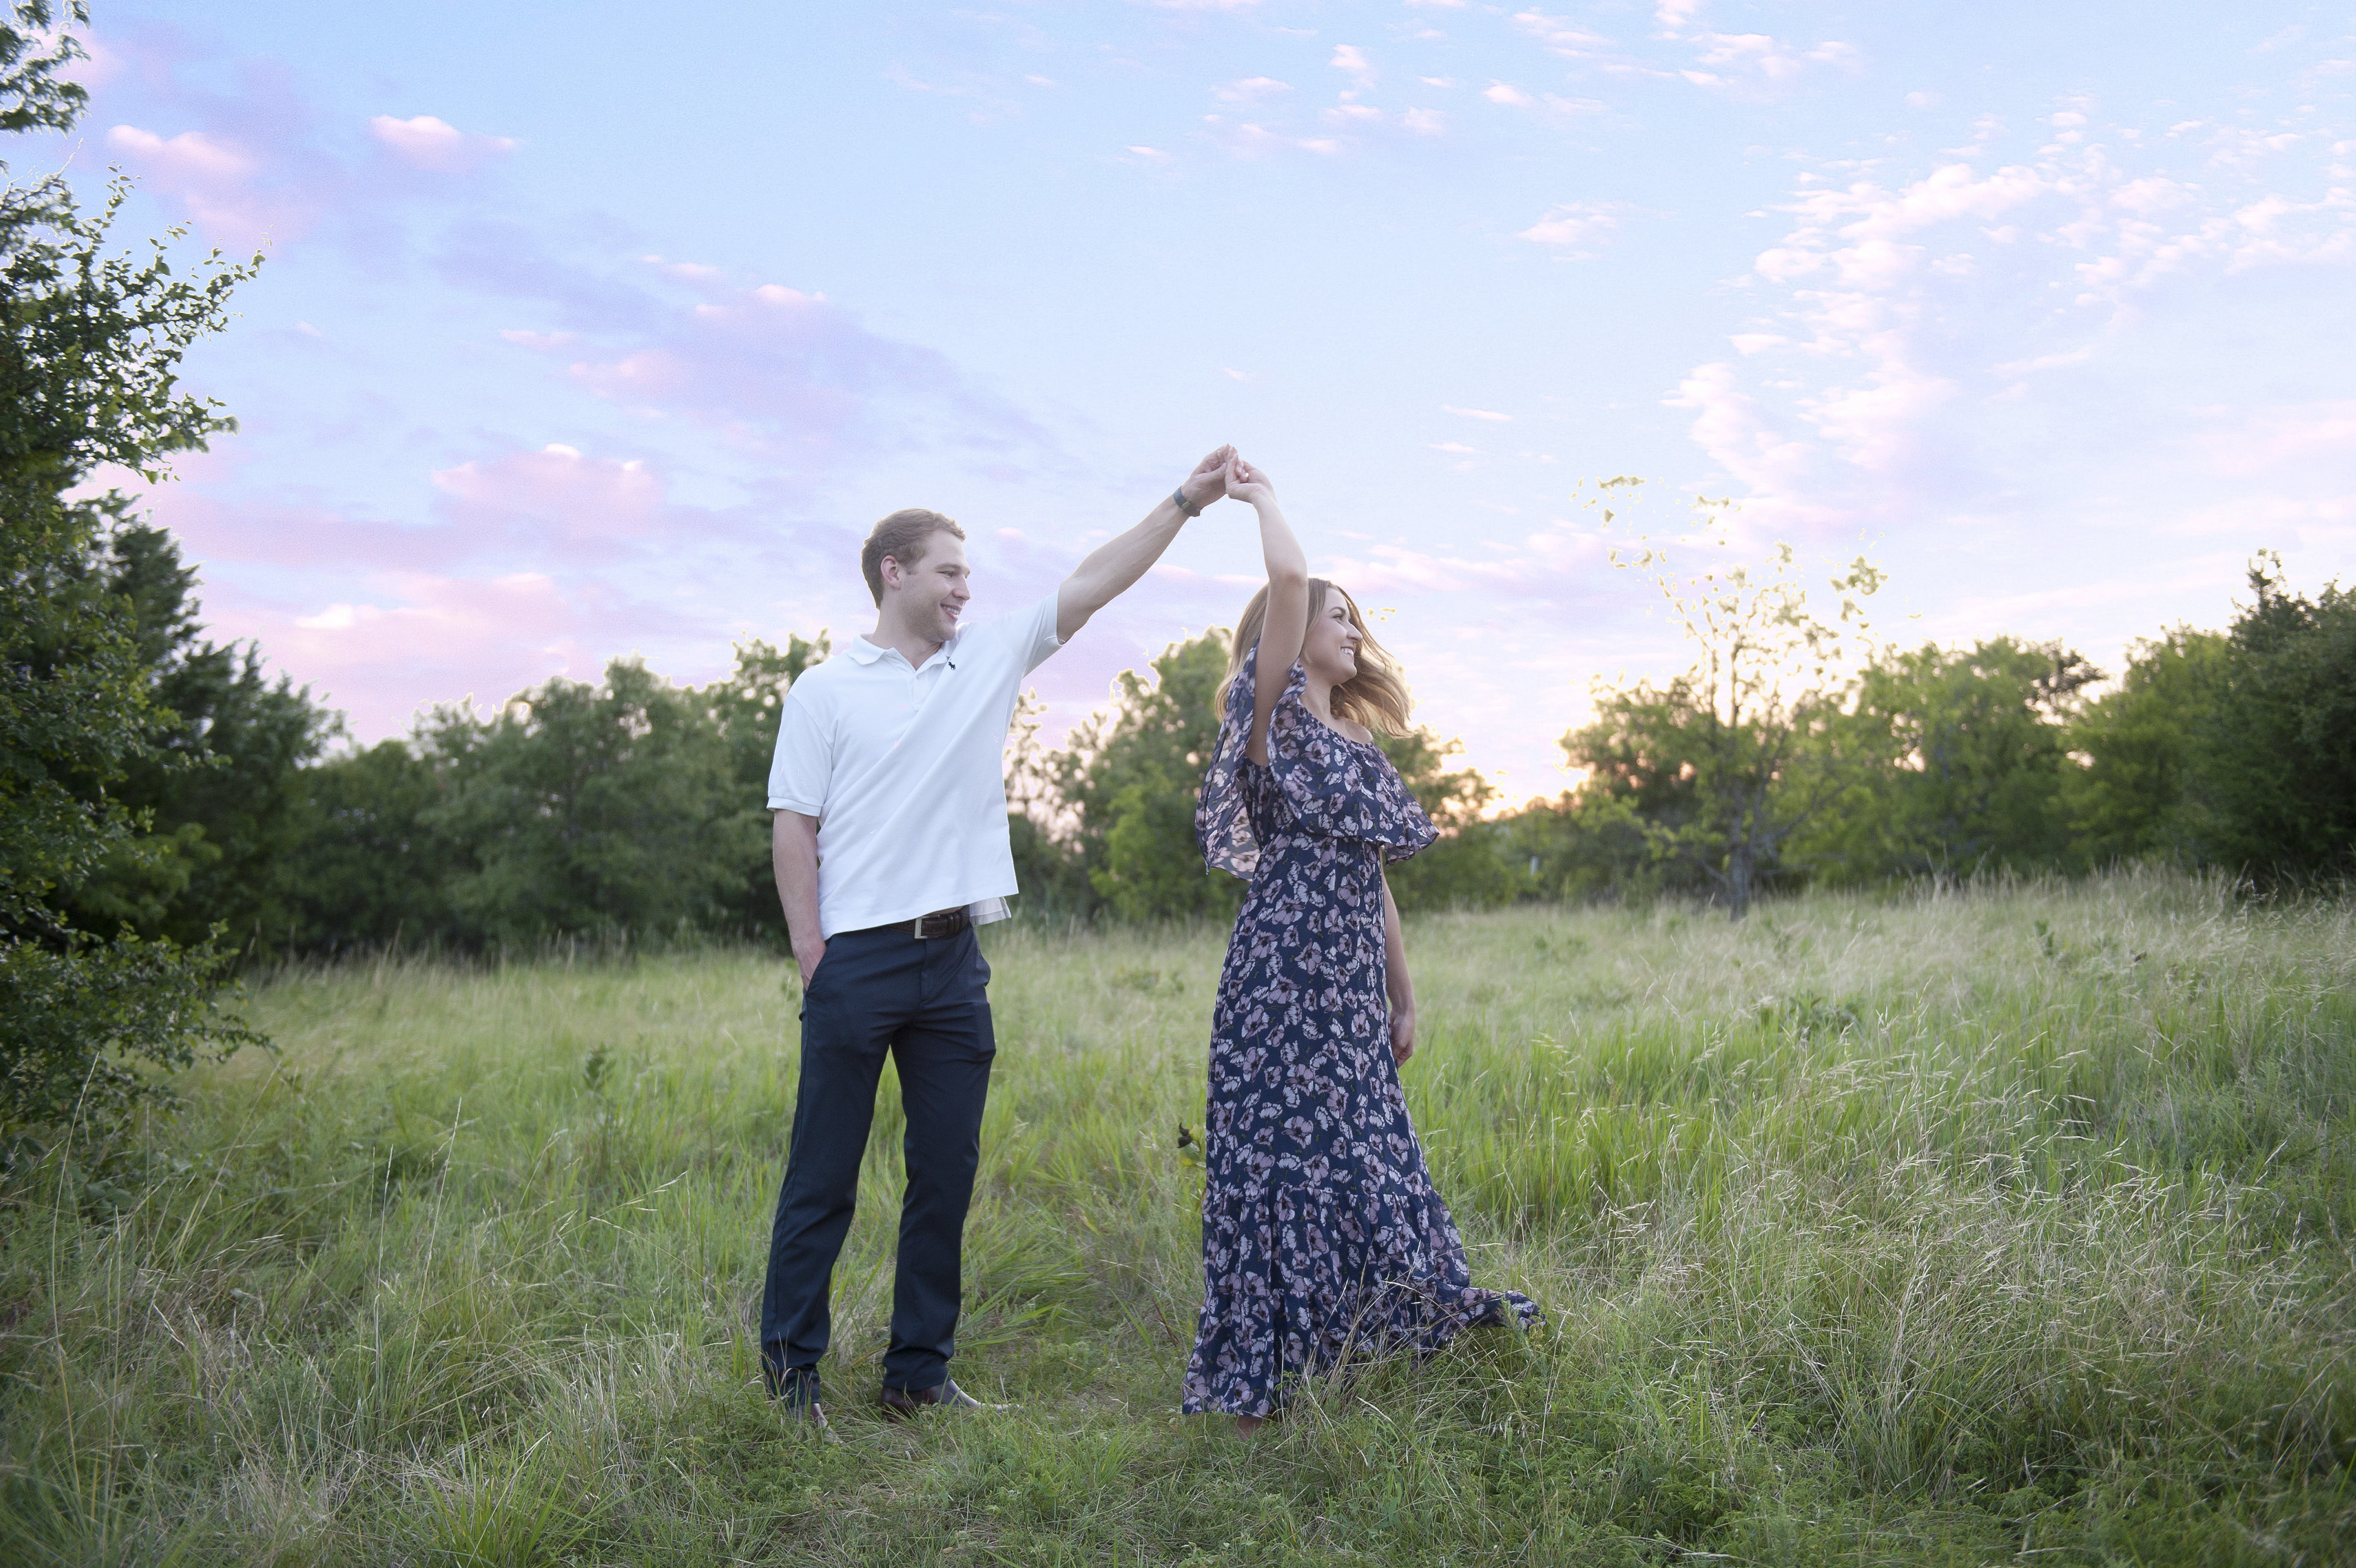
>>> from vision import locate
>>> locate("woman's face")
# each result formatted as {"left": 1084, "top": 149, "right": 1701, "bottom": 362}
{"left": 1301, "top": 596, "right": 1361, "bottom": 686}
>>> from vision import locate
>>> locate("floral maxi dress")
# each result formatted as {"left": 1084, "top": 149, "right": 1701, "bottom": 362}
{"left": 1182, "top": 653, "right": 1541, "bottom": 1418}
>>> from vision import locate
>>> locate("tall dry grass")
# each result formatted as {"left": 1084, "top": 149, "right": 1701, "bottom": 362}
{"left": 1, "top": 868, "right": 2350, "bottom": 1564}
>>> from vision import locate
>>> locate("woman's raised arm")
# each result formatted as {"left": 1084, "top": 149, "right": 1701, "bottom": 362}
{"left": 1227, "top": 455, "right": 1307, "bottom": 765}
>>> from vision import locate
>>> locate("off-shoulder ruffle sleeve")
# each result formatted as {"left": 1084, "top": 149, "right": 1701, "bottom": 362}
{"left": 1196, "top": 641, "right": 1438, "bottom": 878}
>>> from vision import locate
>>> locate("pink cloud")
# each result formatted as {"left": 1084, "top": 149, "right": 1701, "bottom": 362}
{"left": 188, "top": 510, "right": 814, "bottom": 737}
{"left": 369, "top": 113, "right": 515, "bottom": 174}
{"left": 127, "top": 442, "right": 712, "bottom": 577}
{"left": 429, "top": 444, "right": 669, "bottom": 546}
{"left": 148, "top": 489, "right": 472, "bottom": 574}
{"left": 105, "top": 122, "right": 314, "bottom": 247}
{"left": 1663, "top": 104, "right": 2356, "bottom": 538}
{"left": 123, "top": 463, "right": 860, "bottom": 742}
{"left": 264, "top": 570, "right": 696, "bottom": 735}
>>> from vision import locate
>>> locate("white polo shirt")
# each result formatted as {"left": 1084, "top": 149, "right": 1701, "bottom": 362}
{"left": 767, "top": 594, "right": 1063, "bottom": 938}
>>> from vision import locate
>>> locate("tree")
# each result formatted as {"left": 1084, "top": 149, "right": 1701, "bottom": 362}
{"left": 1497, "top": 788, "right": 1659, "bottom": 904}
{"left": 418, "top": 659, "right": 764, "bottom": 947}
{"left": 1, "top": 1, "right": 263, "bottom": 1149}
{"left": 59, "top": 522, "right": 335, "bottom": 952}
{"left": 266, "top": 636, "right": 828, "bottom": 955}
{"left": 268, "top": 739, "right": 461, "bottom": 957}
{"left": 1802, "top": 638, "right": 2098, "bottom": 882}
{"left": 2195, "top": 560, "right": 2356, "bottom": 879}
{"left": 1002, "top": 689, "right": 1094, "bottom": 918}
{"left": 1055, "top": 631, "right": 1239, "bottom": 922}
{"left": 1578, "top": 484, "right": 1882, "bottom": 917}
{"left": 696, "top": 634, "right": 828, "bottom": 935}
{"left": 2063, "top": 628, "right": 2226, "bottom": 869}
{"left": 1378, "top": 727, "right": 1518, "bottom": 909}
{"left": 1557, "top": 682, "right": 1718, "bottom": 897}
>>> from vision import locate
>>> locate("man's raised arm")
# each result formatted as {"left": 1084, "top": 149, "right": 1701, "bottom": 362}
{"left": 1055, "top": 445, "right": 1232, "bottom": 643}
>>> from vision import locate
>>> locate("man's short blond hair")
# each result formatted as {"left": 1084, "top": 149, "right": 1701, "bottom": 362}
{"left": 861, "top": 508, "right": 967, "bottom": 606}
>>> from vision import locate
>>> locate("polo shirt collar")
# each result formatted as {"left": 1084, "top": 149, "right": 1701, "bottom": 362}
{"left": 848, "top": 631, "right": 962, "bottom": 669}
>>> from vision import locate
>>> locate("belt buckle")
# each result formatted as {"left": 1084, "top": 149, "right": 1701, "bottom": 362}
{"left": 910, "top": 907, "right": 964, "bottom": 940}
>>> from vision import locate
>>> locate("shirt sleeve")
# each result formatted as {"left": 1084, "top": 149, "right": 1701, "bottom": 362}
{"left": 766, "top": 682, "right": 831, "bottom": 815}
{"left": 1018, "top": 591, "right": 1063, "bottom": 674}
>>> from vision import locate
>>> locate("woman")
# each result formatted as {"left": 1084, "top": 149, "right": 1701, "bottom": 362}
{"left": 1183, "top": 455, "right": 1540, "bottom": 1434}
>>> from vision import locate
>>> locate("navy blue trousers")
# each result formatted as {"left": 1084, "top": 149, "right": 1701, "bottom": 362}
{"left": 760, "top": 924, "right": 995, "bottom": 1394}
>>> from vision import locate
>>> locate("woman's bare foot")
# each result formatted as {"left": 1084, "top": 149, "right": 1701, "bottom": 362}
{"left": 1234, "top": 1414, "right": 1267, "bottom": 1437}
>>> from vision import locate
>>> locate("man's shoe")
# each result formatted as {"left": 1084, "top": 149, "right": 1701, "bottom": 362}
{"left": 878, "top": 1378, "right": 1006, "bottom": 1420}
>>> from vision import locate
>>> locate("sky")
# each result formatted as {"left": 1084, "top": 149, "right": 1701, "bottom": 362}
{"left": 25, "top": 1, "right": 2356, "bottom": 799}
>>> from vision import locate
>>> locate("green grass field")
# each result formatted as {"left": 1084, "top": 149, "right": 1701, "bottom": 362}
{"left": 3, "top": 870, "right": 2352, "bottom": 1565}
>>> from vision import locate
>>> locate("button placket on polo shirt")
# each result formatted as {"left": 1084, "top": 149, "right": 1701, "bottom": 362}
{"left": 908, "top": 643, "right": 955, "bottom": 717}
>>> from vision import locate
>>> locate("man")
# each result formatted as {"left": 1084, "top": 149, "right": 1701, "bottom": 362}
{"left": 760, "top": 446, "right": 1235, "bottom": 1428}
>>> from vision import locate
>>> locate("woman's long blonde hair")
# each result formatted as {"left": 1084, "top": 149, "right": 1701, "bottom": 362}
{"left": 1220, "top": 580, "right": 1414, "bottom": 736}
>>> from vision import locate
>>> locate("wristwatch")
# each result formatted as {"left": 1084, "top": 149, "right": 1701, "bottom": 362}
{"left": 1172, "top": 487, "right": 1202, "bottom": 518}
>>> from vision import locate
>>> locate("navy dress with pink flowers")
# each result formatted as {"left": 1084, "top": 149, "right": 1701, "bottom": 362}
{"left": 1182, "top": 651, "right": 1541, "bottom": 1418}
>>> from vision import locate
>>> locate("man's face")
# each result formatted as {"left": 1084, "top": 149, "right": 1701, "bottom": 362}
{"left": 883, "top": 533, "right": 972, "bottom": 643}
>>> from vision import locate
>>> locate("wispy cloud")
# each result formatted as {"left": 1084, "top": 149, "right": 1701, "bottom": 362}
{"left": 2195, "top": 399, "right": 2356, "bottom": 477}
{"left": 1676, "top": 31, "right": 1862, "bottom": 97}
{"left": 1511, "top": 3, "right": 1859, "bottom": 97}
{"left": 451, "top": 244, "right": 1064, "bottom": 481}
{"left": 83, "top": 34, "right": 522, "bottom": 254}
{"left": 49, "top": 0, "right": 2356, "bottom": 791}
{"left": 1517, "top": 201, "right": 1627, "bottom": 253}
{"left": 1672, "top": 98, "right": 2356, "bottom": 534}
{"left": 1212, "top": 75, "right": 1290, "bottom": 102}
{"left": 1510, "top": 11, "right": 1623, "bottom": 66}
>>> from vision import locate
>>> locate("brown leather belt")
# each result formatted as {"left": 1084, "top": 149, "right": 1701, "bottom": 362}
{"left": 906, "top": 907, "right": 970, "bottom": 940}
{"left": 845, "top": 907, "right": 970, "bottom": 941}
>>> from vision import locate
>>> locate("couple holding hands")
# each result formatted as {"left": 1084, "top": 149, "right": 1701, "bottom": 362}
{"left": 760, "top": 446, "right": 1540, "bottom": 1435}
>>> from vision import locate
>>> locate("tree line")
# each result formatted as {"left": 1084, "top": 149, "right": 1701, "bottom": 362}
{"left": 50, "top": 516, "right": 2356, "bottom": 966}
